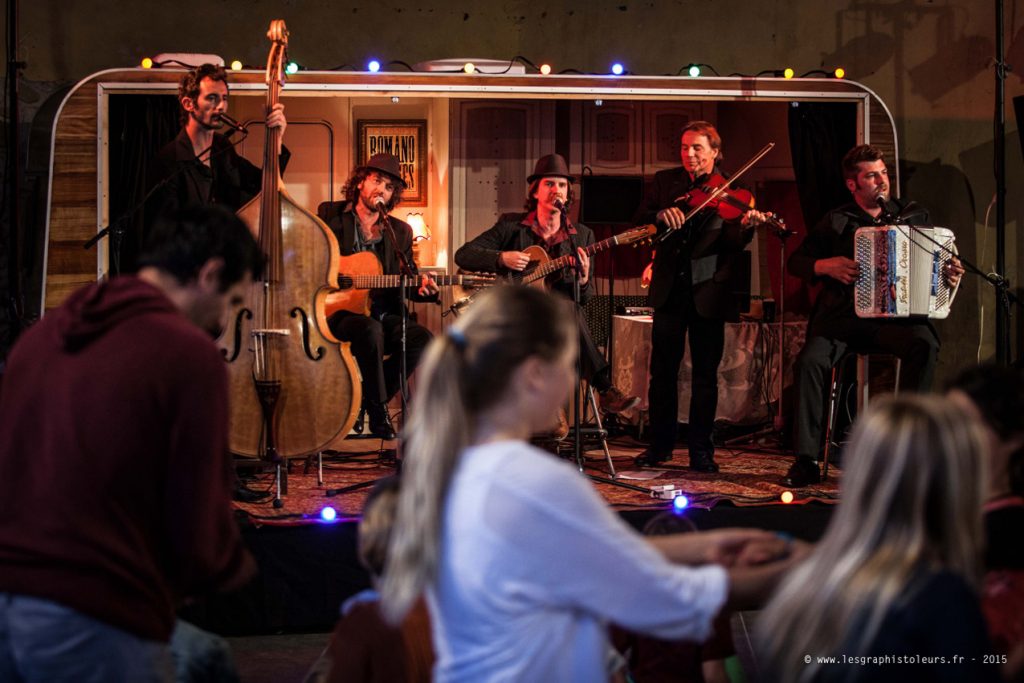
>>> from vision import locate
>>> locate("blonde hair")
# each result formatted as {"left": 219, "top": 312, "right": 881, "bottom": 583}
{"left": 379, "top": 285, "right": 575, "bottom": 623}
{"left": 757, "top": 395, "right": 988, "bottom": 682}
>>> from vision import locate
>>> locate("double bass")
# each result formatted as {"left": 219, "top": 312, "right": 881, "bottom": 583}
{"left": 218, "top": 20, "right": 361, "bottom": 459}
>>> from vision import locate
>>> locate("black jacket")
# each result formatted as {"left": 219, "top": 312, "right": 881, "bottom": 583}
{"left": 788, "top": 198, "right": 930, "bottom": 337}
{"left": 146, "top": 129, "right": 291, "bottom": 220}
{"left": 637, "top": 166, "right": 754, "bottom": 320}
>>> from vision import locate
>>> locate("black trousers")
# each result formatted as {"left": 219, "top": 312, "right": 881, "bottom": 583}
{"left": 328, "top": 311, "right": 433, "bottom": 405}
{"left": 792, "top": 317, "right": 939, "bottom": 460}
{"left": 647, "top": 286, "right": 725, "bottom": 457}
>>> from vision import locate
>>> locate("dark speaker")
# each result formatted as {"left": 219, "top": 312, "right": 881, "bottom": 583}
{"left": 579, "top": 175, "right": 645, "bottom": 224}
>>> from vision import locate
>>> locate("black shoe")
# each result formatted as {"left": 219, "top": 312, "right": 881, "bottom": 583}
{"left": 688, "top": 454, "right": 720, "bottom": 473}
{"left": 366, "top": 402, "right": 397, "bottom": 440}
{"left": 634, "top": 449, "right": 672, "bottom": 468}
{"left": 783, "top": 457, "right": 821, "bottom": 487}
{"left": 232, "top": 482, "right": 271, "bottom": 503}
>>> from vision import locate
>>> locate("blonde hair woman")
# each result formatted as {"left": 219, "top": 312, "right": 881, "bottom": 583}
{"left": 758, "top": 395, "right": 999, "bottom": 683}
{"left": 380, "top": 285, "right": 795, "bottom": 682}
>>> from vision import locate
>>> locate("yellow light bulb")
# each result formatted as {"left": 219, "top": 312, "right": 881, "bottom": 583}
{"left": 834, "top": 67, "right": 846, "bottom": 79}
{"left": 463, "top": 62, "right": 475, "bottom": 74}
{"left": 781, "top": 491, "right": 795, "bottom": 504}
{"left": 230, "top": 60, "right": 243, "bottom": 71}
{"left": 141, "top": 57, "right": 153, "bottom": 69}
{"left": 540, "top": 64, "right": 552, "bottom": 75}
{"left": 783, "top": 68, "right": 794, "bottom": 79}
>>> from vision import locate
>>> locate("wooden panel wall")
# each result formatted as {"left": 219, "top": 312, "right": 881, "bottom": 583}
{"left": 46, "top": 84, "right": 101, "bottom": 309}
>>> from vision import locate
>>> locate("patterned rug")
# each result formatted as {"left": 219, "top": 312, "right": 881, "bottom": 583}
{"left": 233, "top": 436, "right": 839, "bottom": 525}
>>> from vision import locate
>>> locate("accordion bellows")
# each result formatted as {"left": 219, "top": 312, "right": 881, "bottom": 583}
{"left": 854, "top": 225, "right": 959, "bottom": 319}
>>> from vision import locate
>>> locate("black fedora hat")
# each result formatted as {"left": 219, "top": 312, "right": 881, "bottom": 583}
{"left": 527, "top": 154, "right": 575, "bottom": 183}
{"left": 362, "top": 153, "right": 406, "bottom": 187}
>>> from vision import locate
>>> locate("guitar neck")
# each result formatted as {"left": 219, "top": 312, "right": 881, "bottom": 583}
{"left": 527, "top": 234, "right": 621, "bottom": 282}
{"left": 345, "top": 273, "right": 473, "bottom": 289}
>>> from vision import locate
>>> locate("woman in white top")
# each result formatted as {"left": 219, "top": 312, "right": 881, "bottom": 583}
{"left": 381, "top": 284, "right": 794, "bottom": 682}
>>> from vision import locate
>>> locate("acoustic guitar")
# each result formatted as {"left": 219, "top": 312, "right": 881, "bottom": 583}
{"left": 325, "top": 251, "right": 495, "bottom": 317}
{"left": 449, "top": 224, "right": 657, "bottom": 315}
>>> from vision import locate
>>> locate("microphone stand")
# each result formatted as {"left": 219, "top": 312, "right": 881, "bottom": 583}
{"left": 725, "top": 221, "right": 794, "bottom": 450}
{"left": 560, "top": 202, "right": 586, "bottom": 473}
{"left": 381, "top": 205, "right": 415, "bottom": 440}
{"left": 557, "top": 201, "right": 649, "bottom": 493}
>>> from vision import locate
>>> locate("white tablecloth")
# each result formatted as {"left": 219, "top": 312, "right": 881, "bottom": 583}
{"left": 610, "top": 316, "right": 806, "bottom": 425}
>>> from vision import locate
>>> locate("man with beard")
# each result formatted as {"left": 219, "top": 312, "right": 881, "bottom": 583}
{"left": 318, "top": 154, "right": 439, "bottom": 439}
{"left": 147, "top": 63, "right": 288, "bottom": 222}
{"left": 783, "top": 144, "right": 964, "bottom": 487}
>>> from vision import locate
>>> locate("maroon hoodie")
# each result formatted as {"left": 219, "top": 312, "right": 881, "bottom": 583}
{"left": 0, "top": 276, "right": 254, "bottom": 641}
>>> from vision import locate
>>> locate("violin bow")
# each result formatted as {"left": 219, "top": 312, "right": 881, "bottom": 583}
{"left": 659, "top": 142, "right": 775, "bottom": 242}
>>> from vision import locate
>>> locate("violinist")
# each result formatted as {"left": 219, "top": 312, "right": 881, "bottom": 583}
{"left": 633, "top": 121, "right": 769, "bottom": 472}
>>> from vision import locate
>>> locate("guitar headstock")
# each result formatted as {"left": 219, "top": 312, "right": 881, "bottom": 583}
{"left": 623, "top": 224, "right": 658, "bottom": 247}
{"left": 465, "top": 272, "right": 497, "bottom": 285}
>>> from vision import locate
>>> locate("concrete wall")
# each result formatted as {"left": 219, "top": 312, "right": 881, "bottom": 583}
{"left": 8, "top": 0, "right": 1024, "bottom": 373}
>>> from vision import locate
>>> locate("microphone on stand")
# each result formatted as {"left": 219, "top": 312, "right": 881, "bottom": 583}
{"left": 553, "top": 198, "right": 568, "bottom": 215}
{"left": 216, "top": 113, "right": 248, "bottom": 135}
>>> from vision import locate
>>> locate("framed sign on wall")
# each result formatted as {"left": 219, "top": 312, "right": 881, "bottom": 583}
{"left": 355, "top": 119, "right": 427, "bottom": 205}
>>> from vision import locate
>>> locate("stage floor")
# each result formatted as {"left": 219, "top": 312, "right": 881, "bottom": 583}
{"left": 232, "top": 433, "right": 840, "bottom": 523}
{"left": 194, "top": 432, "right": 839, "bottom": 636}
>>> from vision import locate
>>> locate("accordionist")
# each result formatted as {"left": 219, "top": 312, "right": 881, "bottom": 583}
{"left": 781, "top": 144, "right": 965, "bottom": 488}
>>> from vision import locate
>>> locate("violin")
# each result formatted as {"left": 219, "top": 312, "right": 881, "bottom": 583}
{"left": 660, "top": 142, "right": 791, "bottom": 240}
{"left": 679, "top": 173, "right": 789, "bottom": 235}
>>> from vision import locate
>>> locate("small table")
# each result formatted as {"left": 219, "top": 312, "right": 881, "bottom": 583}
{"left": 610, "top": 315, "right": 806, "bottom": 425}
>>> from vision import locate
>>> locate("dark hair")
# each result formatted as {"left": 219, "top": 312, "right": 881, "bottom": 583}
{"left": 342, "top": 168, "right": 405, "bottom": 213}
{"left": 524, "top": 180, "right": 575, "bottom": 212}
{"left": 178, "top": 64, "right": 228, "bottom": 126}
{"left": 842, "top": 144, "right": 886, "bottom": 181}
{"left": 681, "top": 120, "right": 723, "bottom": 162}
{"left": 137, "top": 205, "right": 263, "bottom": 290}
{"left": 947, "top": 363, "right": 1024, "bottom": 495}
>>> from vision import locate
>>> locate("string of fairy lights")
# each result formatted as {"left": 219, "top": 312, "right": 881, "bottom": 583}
{"left": 139, "top": 54, "right": 846, "bottom": 80}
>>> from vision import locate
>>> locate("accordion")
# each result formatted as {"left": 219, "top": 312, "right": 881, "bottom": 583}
{"left": 853, "top": 225, "right": 959, "bottom": 319}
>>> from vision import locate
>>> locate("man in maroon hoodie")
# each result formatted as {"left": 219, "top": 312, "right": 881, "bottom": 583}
{"left": 0, "top": 205, "right": 262, "bottom": 680}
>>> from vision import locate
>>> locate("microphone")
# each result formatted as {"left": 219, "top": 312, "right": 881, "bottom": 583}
{"left": 875, "top": 193, "right": 895, "bottom": 221}
{"left": 216, "top": 113, "right": 247, "bottom": 134}
{"left": 553, "top": 198, "right": 569, "bottom": 215}
{"left": 374, "top": 197, "right": 387, "bottom": 212}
